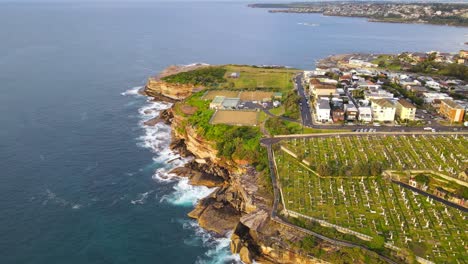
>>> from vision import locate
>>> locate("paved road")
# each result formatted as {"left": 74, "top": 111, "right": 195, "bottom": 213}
{"left": 294, "top": 74, "right": 314, "bottom": 127}
{"left": 261, "top": 130, "right": 468, "bottom": 146}
{"left": 291, "top": 74, "right": 465, "bottom": 133}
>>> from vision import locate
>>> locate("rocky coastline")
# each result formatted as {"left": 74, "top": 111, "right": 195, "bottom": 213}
{"left": 141, "top": 74, "right": 328, "bottom": 263}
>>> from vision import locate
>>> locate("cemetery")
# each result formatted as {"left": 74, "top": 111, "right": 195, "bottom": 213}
{"left": 273, "top": 134, "right": 467, "bottom": 263}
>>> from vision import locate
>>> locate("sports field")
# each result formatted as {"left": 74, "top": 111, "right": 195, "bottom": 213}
{"left": 223, "top": 65, "right": 298, "bottom": 91}
{"left": 210, "top": 110, "right": 258, "bottom": 126}
{"left": 239, "top": 91, "right": 275, "bottom": 101}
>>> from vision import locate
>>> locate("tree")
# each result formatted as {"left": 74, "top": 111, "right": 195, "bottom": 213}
{"left": 369, "top": 235, "right": 385, "bottom": 252}
{"left": 316, "top": 163, "right": 331, "bottom": 176}
{"left": 414, "top": 174, "right": 430, "bottom": 185}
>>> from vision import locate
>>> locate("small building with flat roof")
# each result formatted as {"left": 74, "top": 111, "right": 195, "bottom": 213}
{"left": 210, "top": 96, "right": 225, "bottom": 109}
{"left": 221, "top": 98, "right": 240, "bottom": 109}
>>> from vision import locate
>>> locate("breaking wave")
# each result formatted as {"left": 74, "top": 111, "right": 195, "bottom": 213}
{"left": 125, "top": 86, "right": 238, "bottom": 263}
{"left": 181, "top": 220, "right": 242, "bottom": 264}
{"left": 160, "top": 178, "right": 216, "bottom": 207}
{"left": 121, "top": 86, "right": 143, "bottom": 96}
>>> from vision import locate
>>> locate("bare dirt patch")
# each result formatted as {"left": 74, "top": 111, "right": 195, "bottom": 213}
{"left": 211, "top": 110, "right": 259, "bottom": 126}
{"left": 239, "top": 91, "right": 274, "bottom": 101}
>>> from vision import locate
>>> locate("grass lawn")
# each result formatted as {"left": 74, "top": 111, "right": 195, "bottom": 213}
{"left": 269, "top": 106, "right": 285, "bottom": 116}
{"left": 223, "top": 65, "right": 299, "bottom": 92}
{"left": 371, "top": 55, "right": 402, "bottom": 71}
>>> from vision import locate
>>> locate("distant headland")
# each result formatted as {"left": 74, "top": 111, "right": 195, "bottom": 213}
{"left": 249, "top": 2, "right": 468, "bottom": 27}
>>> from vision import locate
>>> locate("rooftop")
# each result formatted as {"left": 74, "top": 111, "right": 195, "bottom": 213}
{"left": 397, "top": 99, "right": 416, "bottom": 109}
{"left": 371, "top": 98, "right": 395, "bottom": 108}
{"left": 318, "top": 100, "right": 331, "bottom": 109}
{"left": 212, "top": 96, "right": 225, "bottom": 104}
{"left": 441, "top": 99, "right": 464, "bottom": 109}
{"left": 222, "top": 98, "right": 241, "bottom": 108}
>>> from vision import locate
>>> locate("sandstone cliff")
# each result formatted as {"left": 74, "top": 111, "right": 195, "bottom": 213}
{"left": 167, "top": 108, "right": 325, "bottom": 263}
{"left": 144, "top": 64, "right": 208, "bottom": 101}
{"left": 143, "top": 66, "right": 341, "bottom": 264}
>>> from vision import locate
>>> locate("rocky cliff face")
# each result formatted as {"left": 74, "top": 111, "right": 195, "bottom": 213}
{"left": 144, "top": 67, "right": 324, "bottom": 264}
{"left": 168, "top": 110, "right": 321, "bottom": 263}
{"left": 145, "top": 78, "right": 198, "bottom": 100}
{"left": 144, "top": 64, "right": 208, "bottom": 101}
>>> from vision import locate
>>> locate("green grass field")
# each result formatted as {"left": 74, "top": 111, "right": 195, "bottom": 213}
{"left": 274, "top": 134, "right": 468, "bottom": 263}
{"left": 223, "top": 65, "right": 299, "bottom": 92}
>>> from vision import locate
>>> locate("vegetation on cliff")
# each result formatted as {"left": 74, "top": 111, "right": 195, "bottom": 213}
{"left": 161, "top": 66, "right": 227, "bottom": 86}
{"left": 176, "top": 91, "right": 270, "bottom": 174}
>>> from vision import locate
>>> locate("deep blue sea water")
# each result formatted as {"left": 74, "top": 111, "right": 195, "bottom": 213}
{"left": 0, "top": 2, "right": 466, "bottom": 263}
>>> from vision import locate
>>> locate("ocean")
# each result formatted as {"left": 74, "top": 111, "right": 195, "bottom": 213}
{"left": 0, "top": 1, "right": 466, "bottom": 263}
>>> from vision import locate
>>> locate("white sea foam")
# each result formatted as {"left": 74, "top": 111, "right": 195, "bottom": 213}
{"left": 129, "top": 85, "right": 237, "bottom": 263}
{"left": 131, "top": 190, "right": 154, "bottom": 205}
{"left": 42, "top": 189, "right": 83, "bottom": 210}
{"left": 183, "top": 63, "right": 210, "bottom": 67}
{"left": 160, "top": 178, "right": 216, "bottom": 207}
{"left": 121, "top": 86, "right": 143, "bottom": 96}
{"left": 298, "top": 22, "right": 319, "bottom": 27}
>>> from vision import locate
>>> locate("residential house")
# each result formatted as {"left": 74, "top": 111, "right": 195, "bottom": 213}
{"left": 425, "top": 80, "right": 441, "bottom": 90}
{"left": 358, "top": 106, "right": 373, "bottom": 122}
{"left": 459, "top": 50, "right": 468, "bottom": 59}
{"left": 408, "top": 85, "right": 428, "bottom": 96}
{"left": 316, "top": 99, "right": 331, "bottom": 123}
{"left": 364, "top": 87, "right": 394, "bottom": 100}
{"left": 339, "top": 75, "right": 352, "bottom": 85}
{"left": 332, "top": 108, "right": 345, "bottom": 122}
{"left": 309, "top": 79, "right": 337, "bottom": 99}
{"left": 422, "top": 92, "right": 452, "bottom": 104}
{"left": 371, "top": 99, "right": 396, "bottom": 122}
{"left": 439, "top": 99, "right": 465, "bottom": 123}
{"left": 399, "top": 78, "right": 421, "bottom": 88}
{"left": 395, "top": 99, "right": 417, "bottom": 121}
{"left": 345, "top": 103, "right": 358, "bottom": 121}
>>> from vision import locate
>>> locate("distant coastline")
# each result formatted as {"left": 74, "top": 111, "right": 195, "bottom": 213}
{"left": 249, "top": 2, "right": 468, "bottom": 27}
